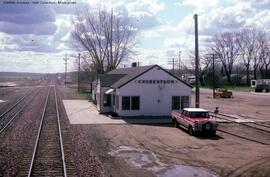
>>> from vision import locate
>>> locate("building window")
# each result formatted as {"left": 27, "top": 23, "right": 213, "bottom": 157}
{"left": 181, "top": 96, "right": 189, "bottom": 109}
{"left": 112, "top": 95, "right": 115, "bottom": 106}
{"left": 122, "top": 96, "right": 140, "bottom": 110}
{"left": 172, "top": 96, "right": 180, "bottom": 110}
{"left": 116, "top": 96, "right": 119, "bottom": 109}
{"left": 122, "top": 96, "right": 130, "bottom": 110}
{"left": 103, "top": 94, "right": 111, "bottom": 107}
{"left": 131, "top": 96, "right": 140, "bottom": 110}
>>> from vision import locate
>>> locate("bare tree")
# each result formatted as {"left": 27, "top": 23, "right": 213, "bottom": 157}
{"left": 71, "top": 8, "right": 136, "bottom": 74}
{"left": 237, "top": 28, "right": 258, "bottom": 85}
{"left": 210, "top": 32, "right": 240, "bottom": 83}
{"left": 257, "top": 31, "right": 270, "bottom": 78}
{"left": 186, "top": 51, "right": 212, "bottom": 86}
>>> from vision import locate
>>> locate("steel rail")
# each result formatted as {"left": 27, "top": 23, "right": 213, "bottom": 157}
{"left": 210, "top": 112, "right": 270, "bottom": 134}
{"left": 0, "top": 89, "right": 32, "bottom": 118}
{"left": 217, "top": 129, "right": 269, "bottom": 145}
{"left": 246, "top": 121, "right": 270, "bottom": 129}
{"left": 27, "top": 86, "right": 67, "bottom": 177}
{"left": 27, "top": 87, "right": 51, "bottom": 177}
{"left": 0, "top": 88, "right": 41, "bottom": 134}
{"left": 54, "top": 85, "right": 67, "bottom": 177}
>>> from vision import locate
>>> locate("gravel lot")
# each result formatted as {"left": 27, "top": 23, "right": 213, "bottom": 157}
{"left": 1, "top": 79, "right": 269, "bottom": 177}
{"left": 195, "top": 88, "right": 270, "bottom": 120}
{"left": 60, "top": 86, "right": 270, "bottom": 177}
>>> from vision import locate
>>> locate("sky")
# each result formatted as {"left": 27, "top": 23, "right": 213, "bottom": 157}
{"left": 0, "top": 0, "right": 269, "bottom": 73}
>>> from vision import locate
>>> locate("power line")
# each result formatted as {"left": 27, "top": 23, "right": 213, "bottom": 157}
{"left": 168, "top": 58, "right": 178, "bottom": 75}
{"left": 205, "top": 53, "right": 222, "bottom": 98}
{"left": 63, "top": 54, "right": 69, "bottom": 86}
{"left": 78, "top": 53, "right": 81, "bottom": 92}
{"left": 194, "top": 14, "right": 199, "bottom": 108}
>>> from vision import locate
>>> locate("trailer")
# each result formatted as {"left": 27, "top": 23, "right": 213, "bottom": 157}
{"left": 253, "top": 79, "right": 270, "bottom": 92}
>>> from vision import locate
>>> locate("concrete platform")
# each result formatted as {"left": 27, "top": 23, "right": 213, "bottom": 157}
{"left": 63, "top": 100, "right": 126, "bottom": 124}
{"left": 63, "top": 100, "right": 172, "bottom": 125}
{"left": 0, "top": 82, "right": 17, "bottom": 87}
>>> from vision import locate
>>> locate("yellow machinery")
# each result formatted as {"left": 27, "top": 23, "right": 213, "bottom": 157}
{"left": 214, "top": 88, "right": 233, "bottom": 98}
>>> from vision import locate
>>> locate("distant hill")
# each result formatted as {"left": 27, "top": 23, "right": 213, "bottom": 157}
{"left": 0, "top": 72, "right": 47, "bottom": 78}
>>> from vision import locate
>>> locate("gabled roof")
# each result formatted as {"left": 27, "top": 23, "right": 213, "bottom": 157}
{"left": 99, "top": 74, "right": 126, "bottom": 87}
{"left": 108, "top": 65, "right": 156, "bottom": 88}
{"left": 98, "top": 64, "right": 192, "bottom": 89}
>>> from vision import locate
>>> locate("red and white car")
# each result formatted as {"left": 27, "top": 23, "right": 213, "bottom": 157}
{"left": 171, "top": 108, "right": 218, "bottom": 136}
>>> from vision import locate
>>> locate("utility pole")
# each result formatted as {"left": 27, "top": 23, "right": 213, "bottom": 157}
{"left": 78, "top": 53, "right": 81, "bottom": 92}
{"left": 194, "top": 14, "right": 200, "bottom": 108}
{"left": 63, "top": 54, "right": 68, "bottom": 86}
{"left": 173, "top": 58, "right": 175, "bottom": 74}
{"left": 178, "top": 51, "right": 181, "bottom": 78}
{"left": 168, "top": 58, "right": 177, "bottom": 75}
{"left": 205, "top": 53, "right": 221, "bottom": 98}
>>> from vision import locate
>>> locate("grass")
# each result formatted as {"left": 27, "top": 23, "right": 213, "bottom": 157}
{"left": 194, "top": 84, "right": 254, "bottom": 92}
{"left": 76, "top": 91, "right": 92, "bottom": 100}
{"left": 222, "top": 85, "right": 254, "bottom": 92}
{"left": 0, "top": 76, "right": 39, "bottom": 82}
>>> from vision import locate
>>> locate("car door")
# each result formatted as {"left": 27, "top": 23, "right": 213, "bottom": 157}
{"left": 182, "top": 111, "right": 190, "bottom": 128}
{"left": 178, "top": 110, "right": 186, "bottom": 127}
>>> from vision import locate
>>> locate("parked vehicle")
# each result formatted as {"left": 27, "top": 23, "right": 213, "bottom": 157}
{"left": 214, "top": 88, "right": 233, "bottom": 98}
{"left": 254, "top": 79, "right": 270, "bottom": 92}
{"left": 171, "top": 108, "right": 218, "bottom": 136}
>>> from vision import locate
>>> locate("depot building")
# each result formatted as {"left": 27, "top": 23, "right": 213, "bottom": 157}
{"left": 92, "top": 64, "right": 192, "bottom": 117}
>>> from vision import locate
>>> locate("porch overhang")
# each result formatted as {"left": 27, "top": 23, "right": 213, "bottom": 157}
{"left": 105, "top": 88, "right": 115, "bottom": 94}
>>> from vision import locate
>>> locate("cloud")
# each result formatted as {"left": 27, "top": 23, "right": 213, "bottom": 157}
{"left": 0, "top": 3, "right": 57, "bottom": 35}
{"left": 177, "top": 1, "right": 266, "bottom": 36}
{"left": 181, "top": 0, "right": 219, "bottom": 9}
{"left": 131, "top": 12, "right": 162, "bottom": 30}
{"left": 126, "top": 0, "right": 165, "bottom": 15}
{"left": 0, "top": 34, "right": 61, "bottom": 53}
{"left": 247, "top": 10, "right": 270, "bottom": 30}
{"left": 0, "top": 0, "right": 269, "bottom": 72}
{"left": 0, "top": 4, "right": 55, "bottom": 25}
{"left": 0, "top": 21, "right": 57, "bottom": 35}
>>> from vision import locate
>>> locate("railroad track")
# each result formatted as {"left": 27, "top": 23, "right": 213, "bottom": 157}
{"left": 0, "top": 88, "right": 40, "bottom": 134}
{"left": 27, "top": 86, "right": 67, "bottom": 177}
{"left": 211, "top": 112, "right": 270, "bottom": 133}
{"left": 210, "top": 112, "right": 270, "bottom": 145}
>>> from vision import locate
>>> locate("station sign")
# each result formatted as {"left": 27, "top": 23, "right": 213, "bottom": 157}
{"left": 134, "top": 79, "right": 177, "bottom": 84}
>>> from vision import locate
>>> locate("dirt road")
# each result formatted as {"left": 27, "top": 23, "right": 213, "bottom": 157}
{"left": 65, "top": 87, "right": 270, "bottom": 177}
{"left": 1, "top": 78, "right": 269, "bottom": 177}
{"left": 195, "top": 88, "right": 270, "bottom": 120}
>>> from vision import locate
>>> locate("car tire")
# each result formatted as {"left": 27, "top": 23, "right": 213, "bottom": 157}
{"left": 174, "top": 119, "right": 179, "bottom": 128}
{"left": 204, "top": 122, "right": 212, "bottom": 131}
{"left": 172, "top": 118, "right": 175, "bottom": 125}
{"left": 210, "top": 131, "right": 216, "bottom": 136}
{"left": 188, "top": 126, "right": 193, "bottom": 135}
{"left": 255, "top": 88, "right": 262, "bottom": 92}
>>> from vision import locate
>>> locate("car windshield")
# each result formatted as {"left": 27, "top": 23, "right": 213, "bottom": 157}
{"left": 189, "top": 112, "right": 210, "bottom": 118}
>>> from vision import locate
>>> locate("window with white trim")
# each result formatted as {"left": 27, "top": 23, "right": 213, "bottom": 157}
{"left": 181, "top": 96, "right": 189, "bottom": 109}
{"left": 122, "top": 96, "right": 140, "bottom": 110}
{"left": 172, "top": 96, "right": 180, "bottom": 110}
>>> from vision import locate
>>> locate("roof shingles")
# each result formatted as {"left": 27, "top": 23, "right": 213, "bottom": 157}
{"left": 98, "top": 64, "right": 192, "bottom": 89}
